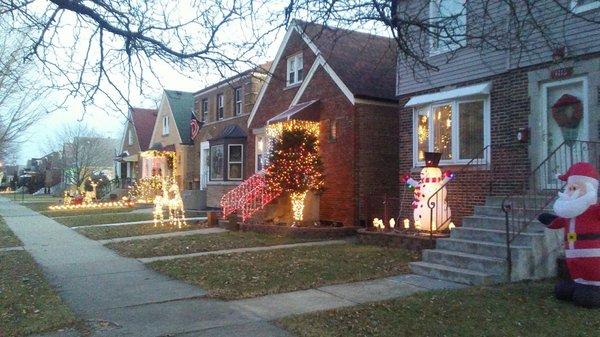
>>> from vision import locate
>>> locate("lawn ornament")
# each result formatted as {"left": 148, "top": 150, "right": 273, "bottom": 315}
{"left": 538, "top": 162, "right": 600, "bottom": 308}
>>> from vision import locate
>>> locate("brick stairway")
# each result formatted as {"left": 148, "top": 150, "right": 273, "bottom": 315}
{"left": 410, "top": 195, "right": 563, "bottom": 285}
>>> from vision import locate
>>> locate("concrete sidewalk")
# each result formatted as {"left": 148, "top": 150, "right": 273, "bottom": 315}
{"left": 0, "top": 197, "right": 291, "bottom": 337}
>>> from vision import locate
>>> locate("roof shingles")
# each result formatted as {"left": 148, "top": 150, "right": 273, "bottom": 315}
{"left": 164, "top": 90, "right": 195, "bottom": 142}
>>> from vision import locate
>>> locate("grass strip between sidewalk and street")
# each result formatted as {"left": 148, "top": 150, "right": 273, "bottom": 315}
{"left": 0, "top": 250, "right": 78, "bottom": 337}
{"left": 76, "top": 220, "right": 210, "bottom": 240}
{"left": 106, "top": 231, "right": 321, "bottom": 258}
{"left": 277, "top": 280, "right": 600, "bottom": 337}
{"left": 148, "top": 243, "right": 419, "bottom": 300}
{"left": 0, "top": 216, "right": 22, "bottom": 248}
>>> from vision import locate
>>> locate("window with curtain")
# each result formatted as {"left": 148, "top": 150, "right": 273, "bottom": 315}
{"left": 228, "top": 144, "right": 243, "bottom": 180}
{"left": 414, "top": 98, "right": 487, "bottom": 165}
{"left": 430, "top": 0, "right": 466, "bottom": 54}
{"left": 210, "top": 145, "right": 224, "bottom": 180}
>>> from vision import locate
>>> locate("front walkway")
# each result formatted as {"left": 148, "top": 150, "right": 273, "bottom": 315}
{"left": 0, "top": 198, "right": 291, "bottom": 337}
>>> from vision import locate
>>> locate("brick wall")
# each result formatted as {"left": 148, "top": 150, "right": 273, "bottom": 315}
{"left": 356, "top": 102, "right": 400, "bottom": 225}
{"left": 296, "top": 67, "right": 356, "bottom": 225}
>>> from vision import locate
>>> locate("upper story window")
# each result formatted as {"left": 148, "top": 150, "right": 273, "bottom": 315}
{"left": 217, "top": 94, "right": 224, "bottom": 120}
{"left": 162, "top": 116, "right": 169, "bottom": 135}
{"left": 571, "top": 0, "right": 600, "bottom": 13}
{"left": 413, "top": 97, "right": 489, "bottom": 166}
{"left": 286, "top": 53, "right": 303, "bottom": 86}
{"left": 201, "top": 98, "right": 209, "bottom": 122}
{"left": 234, "top": 87, "right": 242, "bottom": 116}
{"left": 128, "top": 129, "right": 134, "bottom": 145}
{"left": 429, "top": 0, "right": 466, "bottom": 55}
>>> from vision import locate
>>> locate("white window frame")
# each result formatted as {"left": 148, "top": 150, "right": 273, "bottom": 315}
{"left": 128, "top": 129, "right": 134, "bottom": 145}
{"left": 162, "top": 116, "right": 169, "bottom": 135}
{"left": 227, "top": 144, "right": 244, "bottom": 181}
{"left": 234, "top": 87, "right": 243, "bottom": 115}
{"left": 217, "top": 94, "right": 224, "bottom": 120}
{"left": 412, "top": 96, "right": 490, "bottom": 167}
{"left": 570, "top": 0, "right": 600, "bottom": 13}
{"left": 429, "top": 0, "right": 467, "bottom": 55}
{"left": 286, "top": 53, "right": 303, "bottom": 86}
{"left": 201, "top": 98, "right": 209, "bottom": 122}
{"left": 255, "top": 134, "right": 266, "bottom": 172}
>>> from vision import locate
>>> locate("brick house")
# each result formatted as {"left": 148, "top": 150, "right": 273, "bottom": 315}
{"left": 395, "top": 0, "right": 600, "bottom": 225}
{"left": 190, "top": 66, "right": 269, "bottom": 208}
{"left": 144, "top": 90, "right": 195, "bottom": 189}
{"left": 116, "top": 107, "right": 158, "bottom": 187}
{"left": 239, "top": 20, "right": 398, "bottom": 226}
{"left": 394, "top": 0, "right": 600, "bottom": 283}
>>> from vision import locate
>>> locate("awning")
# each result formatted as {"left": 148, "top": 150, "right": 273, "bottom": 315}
{"left": 209, "top": 125, "right": 247, "bottom": 141}
{"left": 267, "top": 100, "right": 320, "bottom": 124}
{"left": 405, "top": 82, "right": 491, "bottom": 107}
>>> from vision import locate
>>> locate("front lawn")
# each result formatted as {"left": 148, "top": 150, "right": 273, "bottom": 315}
{"left": 278, "top": 280, "right": 599, "bottom": 337}
{"left": 0, "top": 251, "right": 78, "bottom": 337}
{"left": 0, "top": 216, "right": 22, "bottom": 248}
{"left": 106, "top": 231, "right": 319, "bottom": 258}
{"left": 148, "top": 243, "right": 419, "bottom": 299}
{"left": 76, "top": 220, "right": 209, "bottom": 240}
{"left": 54, "top": 212, "right": 154, "bottom": 227}
{"left": 41, "top": 207, "right": 137, "bottom": 218}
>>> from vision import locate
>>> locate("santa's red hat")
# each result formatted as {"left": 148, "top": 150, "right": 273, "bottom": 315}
{"left": 558, "top": 162, "right": 599, "bottom": 190}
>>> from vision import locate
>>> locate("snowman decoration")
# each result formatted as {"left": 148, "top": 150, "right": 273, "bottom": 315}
{"left": 402, "top": 152, "right": 452, "bottom": 231}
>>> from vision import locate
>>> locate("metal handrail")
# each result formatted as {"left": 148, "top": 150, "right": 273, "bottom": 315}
{"left": 426, "top": 145, "right": 492, "bottom": 239}
{"left": 501, "top": 139, "right": 600, "bottom": 281}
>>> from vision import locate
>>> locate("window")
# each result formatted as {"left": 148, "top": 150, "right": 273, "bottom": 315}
{"left": 128, "top": 129, "right": 134, "bottom": 145}
{"left": 228, "top": 144, "right": 243, "bottom": 180}
{"left": 201, "top": 98, "right": 209, "bottom": 122}
{"left": 571, "top": 0, "right": 600, "bottom": 13}
{"left": 255, "top": 135, "right": 265, "bottom": 172}
{"left": 413, "top": 98, "right": 488, "bottom": 165}
{"left": 429, "top": 0, "right": 466, "bottom": 54}
{"left": 286, "top": 53, "right": 303, "bottom": 86}
{"left": 234, "top": 87, "right": 242, "bottom": 115}
{"left": 210, "top": 145, "right": 224, "bottom": 180}
{"left": 162, "top": 116, "right": 169, "bottom": 135}
{"left": 329, "top": 119, "right": 338, "bottom": 141}
{"left": 217, "top": 94, "right": 224, "bottom": 120}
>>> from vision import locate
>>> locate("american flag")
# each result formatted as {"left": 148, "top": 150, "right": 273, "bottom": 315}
{"left": 190, "top": 112, "right": 201, "bottom": 140}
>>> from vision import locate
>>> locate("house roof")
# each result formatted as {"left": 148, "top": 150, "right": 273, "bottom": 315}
{"left": 130, "top": 108, "right": 158, "bottom": 151}
{"left": 193, "top": 62, "right": 272, "bottom": 96}
{"left": 295, "top": 20, "right": 398, "bottom": 101}
{"left": 164, "top": 90, "right": 195, "bottom": 142}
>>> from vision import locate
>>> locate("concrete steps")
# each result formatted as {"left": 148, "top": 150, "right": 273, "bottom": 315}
{"left": 410, "top": 194, "right": 562, "bottom": 285}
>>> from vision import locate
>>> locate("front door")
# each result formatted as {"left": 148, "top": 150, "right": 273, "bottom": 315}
{"left": 199, "top": 141, "right": 210, "bottom": 190}
{"left": 540, "top": 77, "right": 589, "bottom": 188}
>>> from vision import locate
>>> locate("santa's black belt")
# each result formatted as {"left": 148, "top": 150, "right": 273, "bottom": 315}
{"left": 570, "top": 233, "right": 600, "bottom": 241}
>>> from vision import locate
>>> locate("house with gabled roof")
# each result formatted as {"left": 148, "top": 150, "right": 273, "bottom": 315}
{"left": 144, "top": 90, "right": 195, "bottom": 189}
{"left": 222, "top": 20, "right": 399, "bottom": 226}
{"left": 115, "top": 107, "right": 158, "bottom": 187}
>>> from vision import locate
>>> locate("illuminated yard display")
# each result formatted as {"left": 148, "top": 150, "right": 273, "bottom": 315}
{"left": 265, "top": 120, "right": 324, "bottom": 222}
{"left": 49, "top": 178, "right": 135, "bottom": 210}
{"left": 152, "top": 178, "right": 186, "bottom": 228}
{"left": 129, "top": 150, "right": 177, "bottom": 203}
{"left": 403, "top": 152, "right": 453, "bottom": 231}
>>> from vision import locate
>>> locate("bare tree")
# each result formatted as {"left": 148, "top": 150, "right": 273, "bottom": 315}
{"left": 0, "top": 0, "right": 597, "bottom": 112}
{"left": 0, "top": 28, "right": 48, "bottom": 162}
{"left": 46, "top": 123, "right": 117, "bottom": 189}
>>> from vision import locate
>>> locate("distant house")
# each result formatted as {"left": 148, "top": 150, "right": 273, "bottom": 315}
{"left": 192, "top": 65, "right": 269, "bottom": 208}
{"left": 225, "top": 20, "right": 399, "bottom": 226}
{"left": 144, "top": 90, "right": 195, "bottom": 189}
{"left": 115, "top": 107, "right": 158, "bottom": 187}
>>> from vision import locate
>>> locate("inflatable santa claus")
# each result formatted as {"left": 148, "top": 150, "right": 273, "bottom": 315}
{"left": 538, "top": 162, "right": 600, "bottom": 308}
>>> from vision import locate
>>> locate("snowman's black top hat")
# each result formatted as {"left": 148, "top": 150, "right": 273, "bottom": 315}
{"left": 424, "top": 152, "right": 442, "bottom": 167}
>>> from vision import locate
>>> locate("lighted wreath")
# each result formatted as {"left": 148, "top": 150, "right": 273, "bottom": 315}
{"left": 552, "top": 94, "right": 583, "bottom": 129}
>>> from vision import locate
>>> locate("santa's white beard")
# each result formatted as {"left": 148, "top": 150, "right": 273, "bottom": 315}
{"left": 553, "top": 185, "right": 598, "bottom": 219}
